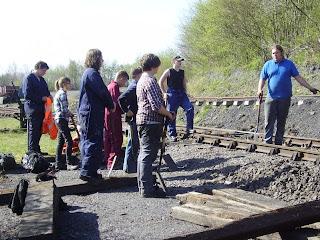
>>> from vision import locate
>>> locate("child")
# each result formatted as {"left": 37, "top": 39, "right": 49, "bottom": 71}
{"left": 118, "top": 67, "right": 143, "bottom": 173}
{"left": 54, "top": 77, "right": 78, "bottom": 170}
{"left": 104, "top": 70, "right": 129, "bottom": 169}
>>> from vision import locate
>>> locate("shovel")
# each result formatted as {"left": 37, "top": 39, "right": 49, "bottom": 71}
{"left": 254, "top": 92, "right": 263, "bottom": 141}
{"left": 157, "top": 112, "right": 177, "bottom": 172}
{"left": 107, "top": 112, "right": 119, "bottom": 177}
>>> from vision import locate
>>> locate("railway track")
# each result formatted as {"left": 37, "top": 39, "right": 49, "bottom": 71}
{"left": 176, "top": 125, "right": 320, "bottom": 162}
{"left": 189, "top": 94, "right": 320, "bottom": 106}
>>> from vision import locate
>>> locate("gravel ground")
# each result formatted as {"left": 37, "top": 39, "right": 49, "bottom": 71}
{"left": 1, "top": 97, "right": 320, "bottom": 239}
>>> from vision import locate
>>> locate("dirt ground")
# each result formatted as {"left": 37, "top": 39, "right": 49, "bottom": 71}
{"left": 1, "top": 96, "right": 320, "bottom": 239}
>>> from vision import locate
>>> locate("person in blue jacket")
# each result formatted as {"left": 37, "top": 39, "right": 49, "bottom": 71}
{"left": 78, "top": 49, "right": 115, "bottom": 183}
{"left": 258, "top": 44, "right": 318, "bottom": 145}
{"left": 118, "top": 66, "right": 143, "bottom": 173}
{"left": 22, "top": 61, "right": 52, "bottom": 154}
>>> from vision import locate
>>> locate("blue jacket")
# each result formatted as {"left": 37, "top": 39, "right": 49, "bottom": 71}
{"left": 118, "top": 79, "right": 138, "bottom": 115}
{"left": 22, "top": 72, "right": 50, "bottom": 117}
{"left": 77, "top": 68, "right": 114, "bottom": 129}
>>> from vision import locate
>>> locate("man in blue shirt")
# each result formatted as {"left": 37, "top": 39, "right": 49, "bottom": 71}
{"left": 257, "top": 45, "right": 318, "bottom": 145}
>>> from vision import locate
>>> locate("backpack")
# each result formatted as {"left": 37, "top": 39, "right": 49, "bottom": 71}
{"left": 8, "top": 179, "right": 29, "bottom": 215}
{"left": 0, "top": 152, "right": 16, "bottom": 171}
{"left": 21, "top": 151, "right": 50, "bottom": 174}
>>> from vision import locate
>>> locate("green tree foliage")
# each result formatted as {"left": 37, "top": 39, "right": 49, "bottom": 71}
{"left": 181, "top": 0, "right": 320, "bottom": 72}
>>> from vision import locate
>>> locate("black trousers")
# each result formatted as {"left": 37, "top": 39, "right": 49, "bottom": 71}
{"left": 55, "top": 118, "right": 73, "bottom": 166}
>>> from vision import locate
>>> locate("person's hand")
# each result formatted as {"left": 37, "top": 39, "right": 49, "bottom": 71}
{"left": 257, "top": 90, "right": 263, "bottom": 97}
{"left": 110, "top": 102, "right": 116, "bottom": 113}
{"left": 169, "top": 111, "right": 176, "bottom": 121}
{"left": 42, "top": 96, "right": 48, "bottom": 102}
{"left": 126, "top": 110, "right": 133, "bottom": 117}
{"left": 76, "top": 125, "right": 82, "bottom": 135}
{"left": 310, "top": 88, "right": 319, "bottom": 94}
{"left": 163, "top": 93, "right": 169, "bottom": 101}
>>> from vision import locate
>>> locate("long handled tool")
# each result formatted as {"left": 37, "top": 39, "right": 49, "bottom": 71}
{"left": 107, "top": 112, "right": 118, "bottom": 177}
{"left": 254, "top": 92, "right": 263, "bottom": 141}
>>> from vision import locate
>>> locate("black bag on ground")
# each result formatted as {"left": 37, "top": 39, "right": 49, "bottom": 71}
{"left": 8, "top": 179, "right": 29, "bottom": 215}
{"left": 0, "top": 152, "right": 16, "bottom": 171}
{"left": 21, "top": 151, "right": 50, "bottom": 173}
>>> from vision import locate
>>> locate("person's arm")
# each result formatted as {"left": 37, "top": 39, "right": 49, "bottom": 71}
{"left": 183, "top": 75, "right": 187, "bottom": 94}
{"left": 158, "top": 69, "right": 170, "bottom": 94}
{"left": 257, "top": 78, "right": 265, "bottom": 96}
{"left": 295, "top": 75, "right": 319, "bottom": 94}
{"left": 157, "top": 105, "right": 175, "bottom": 121}
{"left": 87, "top": 71, "right": 115, "bottom": 111}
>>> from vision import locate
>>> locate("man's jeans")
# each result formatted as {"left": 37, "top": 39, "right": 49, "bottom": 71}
{"left": 264, "top": 97, "right": 291, "bottom": 145}
{"left": 123, "top": 121, "right": 139, "bottom": 173}
{"left": 167, "top": 88, "right": 194, "bottom": 137}
{"left": 137, "top": 124, "right": 162, "bottom": 194}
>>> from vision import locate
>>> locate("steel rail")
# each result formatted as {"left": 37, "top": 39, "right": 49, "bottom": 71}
{"left": 176, "top": 125, "right": 320, "bottom": 149}
{"left": 176, "top": 125, "right": 320, "bottom": 162}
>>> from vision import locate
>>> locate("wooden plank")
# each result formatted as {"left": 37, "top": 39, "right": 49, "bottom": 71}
{"left": 0, "top": 181, "right": 54, "bottom": 206}
{"left": 18, "top": 181, "right": 57, "bottom": 240}
{"left": 0, "top": 188, "right": 14, "bottom": 205}
{"left": 171, "top": 205, "right": 233, "bottom": 227}
{"left": 166, "top": 199, "right": 320, "bottom": 240}
{"left": 176, "top": 192, "right": 268, "bottom": 217}
{"left": 56, "top": 174, "right": 137, "bottom": 196}
{"left": 211, "top": 188, "right": 288, "bottom": 210}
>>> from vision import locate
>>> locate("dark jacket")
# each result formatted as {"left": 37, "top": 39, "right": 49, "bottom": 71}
{"left": 118, "top": 79, "right": 138, "bottom": 116}
{"left": 22, "top": 72, "right": 50, "bottom": 117}
{"left": 77, "top": 68, "right": 114, "bottom": 132}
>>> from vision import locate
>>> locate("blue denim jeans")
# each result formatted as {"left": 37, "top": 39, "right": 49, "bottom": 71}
{"left": 137, "top": 124, "right": 162, "bottom": 194}
{"left": 167, "top": 88, "right": 194, "bottom": 137}
{"left": 123, "top": 121, "right": 139, "bottom": 173}
{"left": 264, "top": 97, "right": 291, "bottom": 145}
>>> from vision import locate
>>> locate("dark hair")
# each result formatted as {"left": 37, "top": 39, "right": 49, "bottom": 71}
{"left": 115, "top": 70, "right": 129, "bottom": 80}
{"left": 140, "top": 53, "right": 161, "bottom": 71}
{"left": 34, "top": 61, "right": 49, "bottom": 70}
{"left": 272, "top": 44, "right": 284, "bottom": 56}
{"left": 130, "top": 67, "right": 142, "bottom": 79}
{"left": 84, "top": 49, "right": 103, "bottom": 70}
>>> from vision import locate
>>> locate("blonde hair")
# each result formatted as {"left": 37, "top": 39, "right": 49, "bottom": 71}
{"left": 55, "top": 77, "right": 71, "bottom": 91}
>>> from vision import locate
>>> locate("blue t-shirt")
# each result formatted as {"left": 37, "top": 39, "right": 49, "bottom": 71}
{"left": 260, "top": 58, "right": 299, "bottom": 98}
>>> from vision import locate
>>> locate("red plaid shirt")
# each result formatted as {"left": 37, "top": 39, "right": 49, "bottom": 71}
{"left": 136, "top": 72, "right": 164, "bottom": 125}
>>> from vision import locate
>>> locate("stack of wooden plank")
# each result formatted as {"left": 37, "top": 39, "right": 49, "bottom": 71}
{"left": 169, "top": 188, "right": 320, "bottom": 240}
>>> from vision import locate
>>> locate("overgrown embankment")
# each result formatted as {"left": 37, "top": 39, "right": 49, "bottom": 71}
{"left": 188, "top": 65, "right": 320, "bottom": 97}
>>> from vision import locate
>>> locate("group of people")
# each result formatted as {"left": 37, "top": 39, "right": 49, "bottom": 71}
{"left": 22, "top": 44, "right": 318, "bottom": 198}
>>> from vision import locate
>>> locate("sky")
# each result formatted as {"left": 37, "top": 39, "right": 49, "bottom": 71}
{"left": 0, "top": 0, "right": 196, "bottom": 74}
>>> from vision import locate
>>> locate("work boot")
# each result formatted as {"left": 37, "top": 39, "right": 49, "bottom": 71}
{"left": 79, "top": 174, "right": 102, "bottom": 185}
{"left": 67, "top": 164, "right": 79, "bottom": 171}
{"left": 170, "top": 136, "right": 177, "bottom": 142}
{"left": 141, "top": 189, "right": 166, "bottom": 198}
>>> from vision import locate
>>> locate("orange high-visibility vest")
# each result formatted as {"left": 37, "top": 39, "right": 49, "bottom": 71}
{"left": 42, "top": 98, "right": 58, "bottom": 140}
